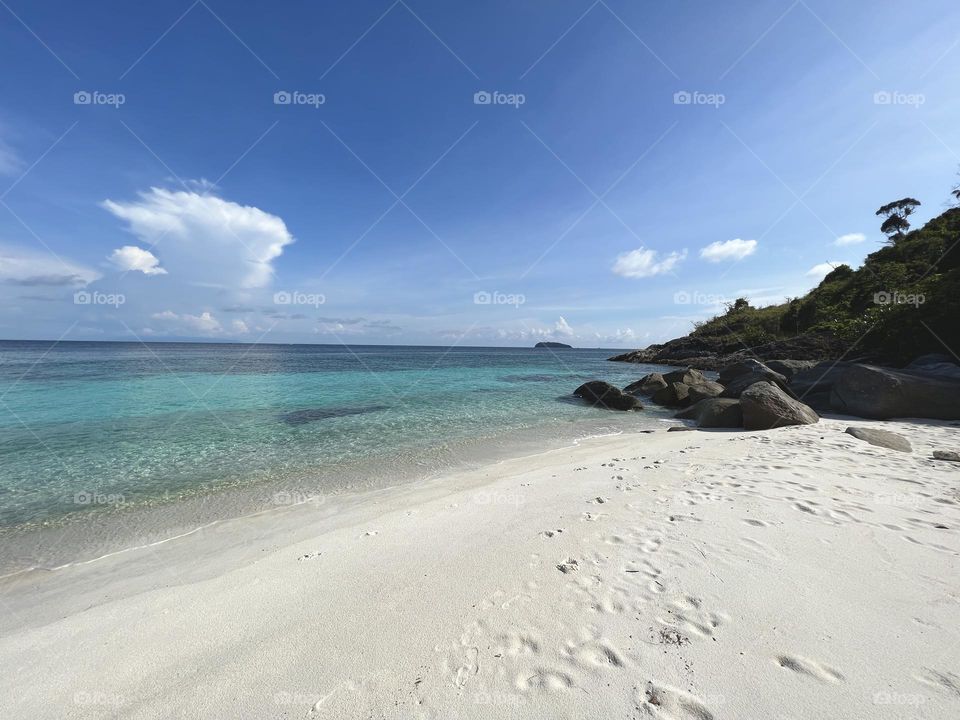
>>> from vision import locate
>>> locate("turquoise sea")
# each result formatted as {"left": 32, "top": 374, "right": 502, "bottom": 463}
{"left": 0, "top": 341, "right": 672, "bottom": 554}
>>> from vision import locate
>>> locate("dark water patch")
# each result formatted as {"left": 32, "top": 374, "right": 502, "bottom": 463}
{"left": 280, "top": 405, "right": 390, "bottom": 425}
{"left": 500, "top": 374, "right": 574, "bottom": 383}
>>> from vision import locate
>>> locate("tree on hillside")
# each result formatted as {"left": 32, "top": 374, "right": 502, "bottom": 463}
{"left": 876, "top": 198, "right": 920, "bottom": 243}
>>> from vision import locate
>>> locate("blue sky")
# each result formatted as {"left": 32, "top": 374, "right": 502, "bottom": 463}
{"left": 0, "top": 0, "right": 958, "bottom": 347}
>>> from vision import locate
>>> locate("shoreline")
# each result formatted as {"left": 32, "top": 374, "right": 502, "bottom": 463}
{"left": 0, "top": 415, "right": 671, "bottom": 580}
{"left": 2, "top": 416, "right": 958, "bottom": 718}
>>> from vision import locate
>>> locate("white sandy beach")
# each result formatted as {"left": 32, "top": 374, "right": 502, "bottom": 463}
{"left": 2, "top": 418, "right": 959, "bottom": 719}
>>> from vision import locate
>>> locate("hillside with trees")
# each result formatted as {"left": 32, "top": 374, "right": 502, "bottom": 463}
{"left": 611, "top": 184, "right": 960, "bottom": 369}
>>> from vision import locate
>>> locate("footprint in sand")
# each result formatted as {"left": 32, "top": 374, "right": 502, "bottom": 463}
{"left": 638, "top": 681, "right": 715, "bottom": 720}
{"left": 917, "top": 667, "right": 960, "bottom": 699}
{"left": 775, "top": 654, "right": 844, "bottom": 683}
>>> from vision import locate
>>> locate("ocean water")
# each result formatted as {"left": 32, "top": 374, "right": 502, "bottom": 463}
{"left": 0, "top": 341, "right": 672, "bottom": 537}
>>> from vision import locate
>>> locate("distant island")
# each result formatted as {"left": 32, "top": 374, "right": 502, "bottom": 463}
{"left": 535, "top": 341, "right": 572, "bottom": 349}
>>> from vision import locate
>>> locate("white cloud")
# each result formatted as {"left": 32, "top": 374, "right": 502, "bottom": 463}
{"left": 699, "top": 238, "right": 757, "bottom": 263}
{"left": 102, "top": 187, "right": 294, "bottom": 289}
{"left": 0, "top": 245, "right": 100, "bottom": 286}
{"left": 109, "top": 245, "right": 167, "bottom": 275}
{"left": 151, "top": 310, "right": 222, "bottom": 334}
{"left": 834, "top": 232, "right": 866, "bottom": 246}
{"left": 554, "top": 316, "right": 573, "bottom": 337}
{"left": 612, "top": 247, "right": 687, "bottom": 278}
{"left": 231, "top": 319, "right": 249, "bottom": 334}
{"left": 806, "top": 262, "right": 841, "bottom": 280}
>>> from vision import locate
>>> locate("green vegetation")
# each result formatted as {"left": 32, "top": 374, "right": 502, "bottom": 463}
{"left": 690, "top": 189, "right": 960, "bottom": 364}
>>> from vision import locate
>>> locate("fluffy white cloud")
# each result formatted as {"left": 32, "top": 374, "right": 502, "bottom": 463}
{"left": 231, "top": 319, "right": 249, "bottom": 334}
{"left": 0, "top": 245, "right": 100, "bottom": 286}
{"left": 806, "top": 262, "right": 841, "bottom": 280}
{"left": 554, "top": 316, "right": 573, "bottom": 337}
{"left": 834, "top": 232, "right": 866, "bottom": 246}
{"left": 151, "top": 310, "right": 222, "bottom": 334}
{"left": 109, "top": 245, "right": 167, "bottom": 275}
{"left": 612, "top": 247, "right": 687, "bottom": 278}
{"left": 699, "top": 238, "right": 757, "bottom": 263}
{"left": 103, "top": 187, "right": 294, "bottom": 289}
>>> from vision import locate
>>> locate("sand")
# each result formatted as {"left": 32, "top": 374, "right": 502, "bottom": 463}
{"left": 1, "top": 417, "right": 959, "bottom": 719}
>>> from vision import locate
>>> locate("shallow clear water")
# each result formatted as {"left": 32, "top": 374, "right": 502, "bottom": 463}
{"left": 0, "top": 341, "right": 672, "bottom": 530}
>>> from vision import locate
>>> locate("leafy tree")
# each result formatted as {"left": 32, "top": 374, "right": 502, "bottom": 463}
{"left": 876, "top": 198, "right": 920, "bottom": 243}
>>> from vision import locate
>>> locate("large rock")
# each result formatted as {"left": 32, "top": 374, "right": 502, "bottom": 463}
{"left": 845, "top": 426, "right": 912, "bottom": 453}
{"left": 766, "top": 359, "right": 817, "bottom": 380}
{"left": 830, "top": 364, "right": 960, "bottom": 420}
{"left": 789, "top": 361, "right": 853, "bottom": 397}
{"left": 719, "top": 360, "right": 796, "bottom": 399}
{"left": 675, "top": 398, "right": 743, "bottom": 428}
{"left": 741, "top": 382, "right": 819, "bottom": 430}
{"left": 573, "top": 381, "right": 643, "bottom": 411}
{"left": 687, "top": 381, "right": 724, "bottom": 403}
{"left": 623, "top": 373, "right": 667, "bottom": 396}
{"left": 663, "top": 367, "right": 707, "bottom": 386}
{"left": 652, "top": 382, "right": 691, "bottom": 407}
{"left": 719, "top": 359, "right": 777, "bottom": 385}
{"left": 906, "top": 354, "right": 960, "bottom": 381}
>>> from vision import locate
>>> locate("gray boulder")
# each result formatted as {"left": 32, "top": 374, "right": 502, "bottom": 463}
{"left": 687, "top": 381, "right": 724, "bottom": 403}
{"left": 652, "top": 382, "right": 691, "bottom": 407}
{"left": 721, "top": 369, "right": 797, "bottom": 400}
{"left": 741, "top": 382, "right": 819, "bottom": 430}
{"left": 845, "top": 426, "right": 912, "bottom": 453}
{"left": 675, "top": 398, "right": 743, "bottom": 428}
{"left": 573, "top": 381, "right": 643, "bottom": 411}
{"left": 789, "top": 361, "right": 852, "bottom": 397}
{"left": 906, "top": 354, "right": 960, "bottom": 381}
{"left": 662, "top": 367, "right": 707, "bottom": 386}
{"left": 933, "top": 450, "right": 960, "bottom": 462}
{"left": 623, "top": 373, "right": 667, "bottom": 396}
{"left": 719, "top": 358, "right": 774, "bottom": 385}
{"left": 830, "top": 364, "right": 960, "bottom": 420}
{"left": 766, "top": 359, "right": 817, "bottom": 380}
